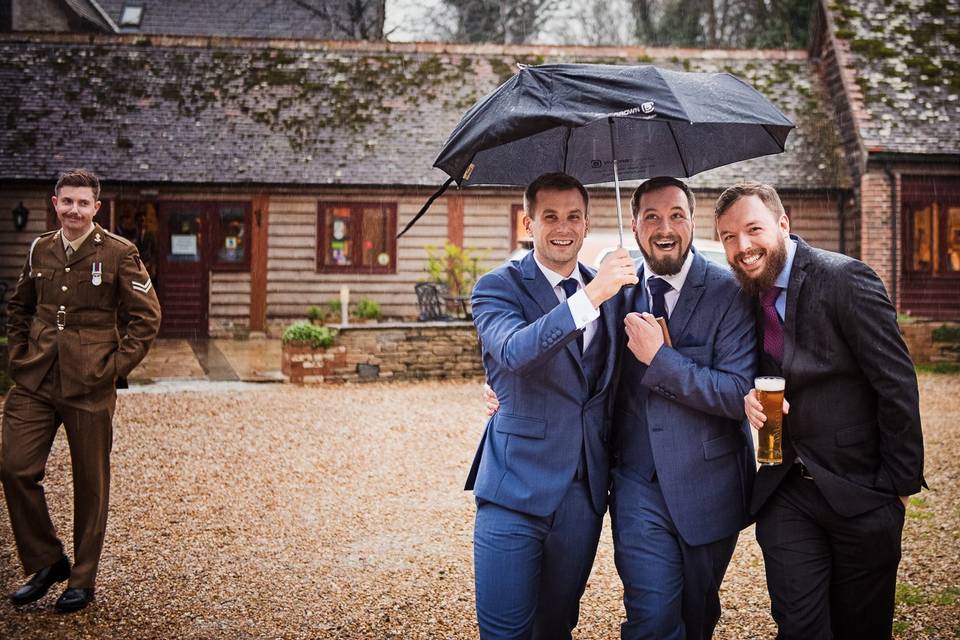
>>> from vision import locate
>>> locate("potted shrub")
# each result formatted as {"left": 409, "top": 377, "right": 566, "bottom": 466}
{"left": 281, "top": 322, "right": 343, "bottom": 383}
{"left": 307, "top": 305, "right": 325, "bottom": 324}
{"left": 423, "top": 243, "right": 489, "bottom": 319}
{"left": 354, "top": 297, "right": 381, "bottom": 323}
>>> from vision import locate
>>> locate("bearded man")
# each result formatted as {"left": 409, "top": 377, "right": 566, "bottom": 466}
{"left": 606, "top": 176, "right": 757, "bottom": 640}
{"left": 715, "top": 182, "right": 924, "bottom": 640}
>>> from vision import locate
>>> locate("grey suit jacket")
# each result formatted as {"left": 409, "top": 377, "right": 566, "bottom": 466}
{"left": 751, "top": 235, "right": 925, "bottom": 517}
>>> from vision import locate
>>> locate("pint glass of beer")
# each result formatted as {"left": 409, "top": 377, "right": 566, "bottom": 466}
{"left": 755, "top": 376, "right": 785, "bottom": 465}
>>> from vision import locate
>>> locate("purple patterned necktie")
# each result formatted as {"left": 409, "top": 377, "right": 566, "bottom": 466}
{"left": 761, "top": 286, "right": 784, "bottom": 364}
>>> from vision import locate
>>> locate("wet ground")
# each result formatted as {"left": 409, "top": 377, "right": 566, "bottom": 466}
{"left": 0, "top": 364, "right": 958, "bottom": 638}
{"left": 128, "top": 338, "right": 284, "bottom": 384}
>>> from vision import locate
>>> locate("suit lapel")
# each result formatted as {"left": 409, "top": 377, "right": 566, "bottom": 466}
{"left": 520, "top": 252, "right": 561, "bottom": 316}
{"left": 667, "top": 253, "right": 706, "bottom": 342}
{"left": 629, "top": 264, "right": 648, "bottom": 314}
{"left": 782, "top": 237, "right": 810, "bottom": 373}
{"left": 521, "top": 252, "right": 585, "bottom": 381}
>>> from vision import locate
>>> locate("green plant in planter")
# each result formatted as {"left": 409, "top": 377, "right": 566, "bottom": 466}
{"left": 424, "top": 242, "right": 489, "bottom": 297}
{"left": 932, "top": 325, "right": 960, "bottom": 343}
{"left": 282, "top": 322, "right": 336, "bottom": 349}
{"left": 307, "top": 305, "right": 325, "bottom": 323}
{"left": 355, "top": 297, "right": 381, "bottom": 320}
{"left": 327, "top": 299, "right": 342, "bottom": 319}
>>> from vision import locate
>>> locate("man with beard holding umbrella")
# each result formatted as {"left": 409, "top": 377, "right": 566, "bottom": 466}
{"left": 485, "top": 177, "right": 757, "bottom": 639}
{"left": 714, "top": 182, "right": 924, "bottom": 639}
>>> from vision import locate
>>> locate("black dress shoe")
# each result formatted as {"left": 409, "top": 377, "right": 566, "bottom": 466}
{"left": 54, "top": 587, "right": 94, "bottom": 613}
{"left": 9, "top": 556, "right": 71, "bottom": 606}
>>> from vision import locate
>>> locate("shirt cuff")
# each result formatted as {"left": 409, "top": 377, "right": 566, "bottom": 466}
{"left": 567, "top": 289, "right": 600, "bottom": 329}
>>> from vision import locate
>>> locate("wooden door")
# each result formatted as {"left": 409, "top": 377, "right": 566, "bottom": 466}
{"left": 158, "top": 203, "right": 208, "bottom": 337}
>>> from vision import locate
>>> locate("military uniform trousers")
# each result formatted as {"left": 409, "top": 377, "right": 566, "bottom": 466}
{"left": 1, "top": 360, "right": 115, "bottom": 589}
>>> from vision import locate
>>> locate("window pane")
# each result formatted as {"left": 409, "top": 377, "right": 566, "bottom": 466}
{"left": 911, "top": 205, "right": 933, "bottom": 271}
{"left": 325, "top": 207, "right": 354, "bottom": 266}
{"left": 216, "top": 206, "right": 246, "bottom": 263}
{"left": 947, "top": 206, "right": 960, "bottom": 273}
{"left": 513, "top": 204, "right": 529, "bottom": 249}
{"left": 361, "top": 206, "right": 389, "bottom": 267}
{"left": 169, "top": 211, "right": 201, "bottom": 262}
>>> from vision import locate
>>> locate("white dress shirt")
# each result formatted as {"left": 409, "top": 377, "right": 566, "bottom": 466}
{"left": 533, "top": 255, "right": 600, "bottom": 351}
{"left": 644, "top": 249, "right": 695, "bottom": 316}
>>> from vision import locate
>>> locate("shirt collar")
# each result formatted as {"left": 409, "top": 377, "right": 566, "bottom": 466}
{"left": 646, "top": 248, "right": 694, "bottom": 292}
{"left": 533, "top": 254, "right": 584, "bottom": 289}
{"left": 774, "top": 237, "right": 798, "bottom": 290}
{"left": 61, "top": 224, "right": 96, "bottom": 252}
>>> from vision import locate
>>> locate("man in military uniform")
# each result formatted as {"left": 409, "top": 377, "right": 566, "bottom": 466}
{"left": 1, "top": 169, "right": 161, "bottom": 612}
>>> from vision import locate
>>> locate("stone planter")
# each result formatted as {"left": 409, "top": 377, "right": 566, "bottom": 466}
{"left": 281, "top": 341, "right": 348, "bottom": 384}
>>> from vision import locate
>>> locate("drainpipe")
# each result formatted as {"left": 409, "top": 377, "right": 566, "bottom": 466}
{"left": 883, "top": 163, "right": 897, "bottom": 308}
{"left": 837, "top": 191, "right": 846, "bottom": 255}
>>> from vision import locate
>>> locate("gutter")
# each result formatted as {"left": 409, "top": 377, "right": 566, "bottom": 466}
{"left": 837, "top": 193, "right": 846, "bottom": 255}
{"left": 883, "top": 163, "right": 897, "bottom": 307}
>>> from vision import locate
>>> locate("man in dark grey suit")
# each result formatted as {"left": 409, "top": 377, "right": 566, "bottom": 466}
{"left": 714, "top": 182, "right": 924, "bottom": 640}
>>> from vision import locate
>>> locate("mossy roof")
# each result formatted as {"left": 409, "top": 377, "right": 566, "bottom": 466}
{"left": 94, "top": 0, "right": 353, "bottom": 38}
{"left": 0, "top": 35, "right": 849, "bottom": 191}
{"left": 828, "top": 0, "right": 960, "bottom": 155}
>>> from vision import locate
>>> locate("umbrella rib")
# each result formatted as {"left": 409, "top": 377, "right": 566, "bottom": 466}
{"left": 562, "top": 127, "right": 572, "bottom": 174}
{"left": 665, "top": 122, "right": 691, "bottom": 177}
{"left": 761, "top": 124, "right": 787, "bottom": 151}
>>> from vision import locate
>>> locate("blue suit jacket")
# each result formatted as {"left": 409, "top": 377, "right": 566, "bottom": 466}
{"left": 613, "top": 251, "right": 757, "bottom": 546}
{"left": 466, "top": 251, "right": 618, "bottom": 517}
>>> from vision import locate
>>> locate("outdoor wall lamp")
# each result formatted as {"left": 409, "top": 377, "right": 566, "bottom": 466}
{"left": 12, "top": 201, "right": 29, "bottom": 231}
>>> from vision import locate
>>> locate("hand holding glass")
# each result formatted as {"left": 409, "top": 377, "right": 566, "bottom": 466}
{"left": 755, "top": 376, "right": 785, "bottom": 465}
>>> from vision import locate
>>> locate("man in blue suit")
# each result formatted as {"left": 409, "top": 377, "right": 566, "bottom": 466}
{"left": 466, "top": 172, "right": 638, "bottom": 639}
{"left": 610, "top": 177, "right": 756, "bottom": 640}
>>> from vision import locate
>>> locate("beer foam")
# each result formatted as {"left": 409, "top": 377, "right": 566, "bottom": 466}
{"left": 755, "top": 376, "right": 785, "bottom": 391}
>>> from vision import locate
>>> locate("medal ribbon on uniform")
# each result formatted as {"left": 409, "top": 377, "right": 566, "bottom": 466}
{"left": 92, "top": 262, "right": 102, "bottom": 286}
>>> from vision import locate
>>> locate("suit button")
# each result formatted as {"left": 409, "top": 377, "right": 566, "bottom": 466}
{"left": 61, "top": 285, "right": 68, "bottom": 291}
{"left": 65, "top": 267, "right": 71, "bottom": 272}
{"left": 59, "top": 305, "right": 65, "bottom": 310}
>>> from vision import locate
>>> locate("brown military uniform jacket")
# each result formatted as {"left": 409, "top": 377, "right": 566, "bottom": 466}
{"left": 6, "top": 223, "right": 162, "bottom": 407}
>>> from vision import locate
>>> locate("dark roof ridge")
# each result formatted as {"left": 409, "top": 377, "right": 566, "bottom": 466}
{"left": 0, "top": 31, "right": 807, "bottom": 60}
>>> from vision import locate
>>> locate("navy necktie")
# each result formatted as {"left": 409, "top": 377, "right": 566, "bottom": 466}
{"left": 560, "top": 278, "right": 584, "bottom": 353}
{"left": 761, "top": 286, "right": 784, "bottom": 364}
{"left": 647, "top": 276, "right": 672, "bottom": 320}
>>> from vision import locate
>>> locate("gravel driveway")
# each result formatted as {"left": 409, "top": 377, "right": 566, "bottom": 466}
{"left": 1, "top": 375, "right": 958, "bottom": 639}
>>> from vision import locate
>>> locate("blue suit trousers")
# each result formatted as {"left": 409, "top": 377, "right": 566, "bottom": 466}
{"left": 473, "top": 478, "right": 602, "bottom": 640}
{"left": 611, "top": 469, "right": 738, "bottom": 640}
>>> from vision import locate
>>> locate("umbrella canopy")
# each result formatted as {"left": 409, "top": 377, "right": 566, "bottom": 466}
{"left": 400, "top": 63, "right": 794, "bottom": 237}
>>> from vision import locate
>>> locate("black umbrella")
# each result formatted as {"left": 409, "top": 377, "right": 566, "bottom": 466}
{"left": 399, "top": 63, "right": 795, "bottom": 242}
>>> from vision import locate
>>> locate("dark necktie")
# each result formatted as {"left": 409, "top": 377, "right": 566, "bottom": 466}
{"left": 647, "top": 276, "right": 672, "bottom": 320}
{"left": 560, "top": 278, "right": 584, "bottom": 353}
{"left": 65, "top": 244, "right": 74, "bottom": 261}
{"left": 761, "top": 286, "right": 784, "bottom": 364}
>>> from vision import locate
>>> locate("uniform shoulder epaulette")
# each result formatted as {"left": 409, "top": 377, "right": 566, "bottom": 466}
{"left": 102, "top": 229, "right": 136, "bottom": 248}
{"left": 37, "top": 229, "right": 59, "bottom": 238}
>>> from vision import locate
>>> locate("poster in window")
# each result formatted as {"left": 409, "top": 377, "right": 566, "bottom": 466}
{"left": 217, "top": 209, "right": 246, "bottom": 263}
{"left": 171, "top": 234, "right": 198, "bottom": 256}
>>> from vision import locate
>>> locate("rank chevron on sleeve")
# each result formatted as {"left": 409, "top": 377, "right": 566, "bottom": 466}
{"left": 132, "top": 278, "right": 153, "bottom": 294}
